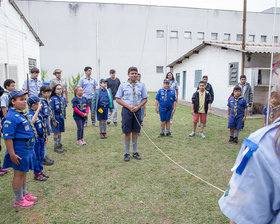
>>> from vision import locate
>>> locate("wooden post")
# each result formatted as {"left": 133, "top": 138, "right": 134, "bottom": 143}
{"left": 26, "top": 73, "right": 30, "bottom": 96}
{"left": 241, "top": 0, "right": 247, "bottom": 76}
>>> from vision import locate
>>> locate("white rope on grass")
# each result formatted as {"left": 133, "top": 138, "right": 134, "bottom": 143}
{"left": 133, "top": 112, "right": 225, "bottom": 193}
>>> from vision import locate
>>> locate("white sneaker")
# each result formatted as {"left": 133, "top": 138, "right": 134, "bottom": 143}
{"left": 189, "top": 131, "right": 196, "bottom": 137}
{"left": 199, "top": 132, "right": 206, "bottom": 138}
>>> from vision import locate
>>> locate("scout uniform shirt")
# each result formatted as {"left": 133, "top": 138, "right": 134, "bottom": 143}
{"left": 28, "top": 110, "right": 47, "bottom": 139}
{"left": 40, "top": 97, "right": 51, "bottom": 135}
{"left": 228, "top": 96, "right": 248, "bottom": 117}
{"left": 78, "top": 77, "right": 98, "bottom": 99}
{"left": 22, "top": 78, "right": 43, "bottom": 97}
{"left": 49, "top": 95, "right": 67, "bottom": 120}
{"left": 156, "top": 88, "right": 177, "bottom": 110}
{"left": 71, "top": 96, "right": 89, "bottom": 120}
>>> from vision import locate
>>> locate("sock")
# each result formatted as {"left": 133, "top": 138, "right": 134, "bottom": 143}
{"left": 193, "top": 130, "right": 196, "bottom": 133}
{"left": 13, "top": 188, "right": 23, "bottom": 202}
{"left": 22, "top": 182, "right": 27, "bottom": 196}
{"left": 132, "top": 138, "right": 138, "bottom": 153}
{"left": 230, "top": 132, "right": 234, "bottom": 137}
{"left": 58, "top": 135, "right": 62, "bottom": 145}
{"left": 124, "top": 141, "right": 130, "bottom": 154}
{"left": 160, "top": 128, "right": 165, "bottom": 134}
{"left": 166, "top": 128, "right": 170, "bottom": 134}
{"left": 104, "top": 123, "right": 107, "bottom": 133}
{"left": 53, "top": 137, "right": 58, "bottom": 146}
{"left": 99, "top": 123, "right": 103, "bottom": 133}
{"left": 234, "top": 130, "right": 239, "bottom": 138}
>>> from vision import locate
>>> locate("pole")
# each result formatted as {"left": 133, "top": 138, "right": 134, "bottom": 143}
{"left": 241, "top": 0, "right": 247, "bottom": 76}
{"left": 26, "top": 73, "right": 30, "bottom": 96}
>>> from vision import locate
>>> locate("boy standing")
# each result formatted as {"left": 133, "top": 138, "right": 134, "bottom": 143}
{"left": 262, "top": 91, "right": 280, "bottom": 126}
{"left": 155, "top": 79, "right": 177, "bottom": 137}
{"left": 50, "top": 69, "right": 69, "bottom": 104}
{"left": 228, "top": 86, "right": 248, "bottom": 144}
{"left": 92, "top": 79, "right": 114, "bottom": 139}
{"left": 22, "top": 67, "right": 43, "bottom": 97}
{"left": 116, "top": 67, "right": 148, "bottom": 161}
{"left": 1, "top": 79, "right": 16, "bottom": 117}
{"left": 189, "top": 81, "right": 212, "bottom": 138}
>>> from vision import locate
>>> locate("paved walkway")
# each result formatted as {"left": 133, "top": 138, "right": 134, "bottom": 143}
{"left": 178, "top": 99, "right": 263, "bottom": 119}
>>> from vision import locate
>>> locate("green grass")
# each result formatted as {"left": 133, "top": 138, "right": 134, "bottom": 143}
{"left": 0, "top": 92, "right": 262, "bottom": 224}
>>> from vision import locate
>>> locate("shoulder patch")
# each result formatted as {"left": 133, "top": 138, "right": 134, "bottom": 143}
{"left": 4, "top": 120, "right": 12, "bottom": 124}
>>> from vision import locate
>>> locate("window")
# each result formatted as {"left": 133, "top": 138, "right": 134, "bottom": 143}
{"left": 175, "top": 73, "right": 180, "bottom": 85}
{"left": 28, "top": 58, "right": 37, "bottom": 73}
{"left": 211, "top": 33, "right": 218, "bottom": 40}
{"left": 224, "top": 33, "right": 231, "bottom": 41}
{"left": 156, "top": 30, "right": 164, "bottom": 38}
{"left": 248, "top": 35, "right": 255, "bottom": 42}
{"left": 184, "top": 31, "right": 191, "bottom": 39}
{"left": 197, "top": 32, "right": 204, "bottom": 40}
{"left": 229, "top": 62, "right": 239, "bottom": 85}
{"left": 194, "top": 70, "right": 202, "bottom": 88}
{"left": 261, "top": 35, "right": 267, "bottom": 43}
{"left": 236, "top": 34, "right": 243, "bottom": 41}
{"left": 8, "top": 65, "right": 18, "bottom": 84}
{"left": 274, "top": 36, "right": 279, "bottom": 43}
{"left": 156, "top": 66, "right": 164, "bottom": 73}
{"left": 170, "top": 31, "right": 178, "bottom": 38}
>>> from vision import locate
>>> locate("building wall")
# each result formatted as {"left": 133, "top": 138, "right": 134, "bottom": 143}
{"left": 172, "top": 46, "right": 242, "bottom": 110}
{"left": 0, "top": 0, "right": 40, "bottom": 89}
{"left": 15, "top": 1, "right": 280, "bottom": 91}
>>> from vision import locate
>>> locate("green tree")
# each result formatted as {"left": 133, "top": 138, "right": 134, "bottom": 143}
{"left": 41, "top": 68, "right": 49, "bottom": 82}
{"left": 68, "top": 73, "right": 83, "bottom": 92}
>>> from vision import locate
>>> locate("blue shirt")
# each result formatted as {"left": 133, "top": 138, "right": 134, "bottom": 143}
{"left": 22, "top": 78, "right": 43, "bottom": 97}
{"left": 219, "top": 118, "right": 280, "bottom": 224}
{"left": 40, "top": 98, "right": 51, "bottom": 118}
{"left": 2, "top": 108, "right": 35, "bottom": 140}
{"left": 49, "top": 95, "right": 67, "bottom": 119}
{"left": 0, "top": 91, "right": 10, "bottom": 109}
{"left": 115, "top": 81, "right": 148, "bottom": 106}
{"left": 98, "top": 88, "right": 109, "bottom": 106}
{"left": 71, "top": 96, "right": 89, "bottom": 120}
{"left": 28, "top": 109, "right": 46, "bottom": 138}
{"left": 156, "top": 88, "right": 177, "bottom": 109}
{"left": 227, "top": 96, "right": 248, "bottom": 116}
{"left": 78, "top": 77, "right": 98, "bottom": 99}
{"left": 170, "top": 80, "right": 179, "bottom": 91}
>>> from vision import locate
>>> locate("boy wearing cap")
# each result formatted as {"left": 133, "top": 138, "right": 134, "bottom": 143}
{"left": 155, "top": 79, "right": 177, "bottom": 137}
{"left": 50, "top": 69, "right": 69, "bottom": 104}
{"left": 22, "top": 67, "right": 43, "bottom": 97}
{"left": 116, "top": 67, "right": 148, "bottom": 161}
{"left": 92, "top": 79, "right": 114, "bottom": 138}
{"left": 28, "top": 97, "right": 49, "bottom": 181}
{"left": 1, "top": 79, "right": 16, "bottom": 117}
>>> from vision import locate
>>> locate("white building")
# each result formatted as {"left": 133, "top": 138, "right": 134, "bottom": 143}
{"left": 168, "top": 41, "right": 279, "bottom": 110}
{"left": 15, "top": 1, "right": 280, "bottom": 91}
{"left": 0, "top": 0, "right": 43, "bottom": 88}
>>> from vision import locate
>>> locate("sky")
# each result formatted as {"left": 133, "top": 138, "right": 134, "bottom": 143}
{"left": 49, "top": 0, "right": 277, "bottom": 12}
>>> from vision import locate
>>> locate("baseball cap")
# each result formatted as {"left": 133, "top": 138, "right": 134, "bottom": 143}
{"left": 9, "top": 89, "right": 28, "bottom": 98}
{"left": 53, "top": 69, "right": 62, "bottom": 74}
{"left": 163, "top": 79, "right": 170, "bottom": 83}
{"left": 27, "top": 96, "right": 40, "bottom": 107}
{"left": 100, "top": 78, "right": 107, "bottom": 83}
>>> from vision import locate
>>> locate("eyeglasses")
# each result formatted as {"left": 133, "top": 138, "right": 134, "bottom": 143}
{"left": 56, "top": 88, "right": 62, "bottom": 90}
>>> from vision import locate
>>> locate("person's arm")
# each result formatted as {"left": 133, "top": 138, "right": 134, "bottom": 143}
{"left": 5, "top": 139, "right": 21, "bottom": 166}
{"left": 31, "top": 102, "right": 43, "bottom": 123}
{"left": 155, "top": 100, "right": 159, "bottom": 114}
{"left": 210, "top": 85, "right": 214, "bottom": 103}
{"left": 230, "top": 221, "right": 236, "bottom": 224}
{"left": 208, "top": 104, "right": 211, "bottom": 114}
{"left": 248, "top": 85, "right": 253, "bottom": 107}
{"left": 65, "top": 86, "right": 69, "bottom": 104}
{"left": 143, "top": 104, "right": 146, "bottom": 117}
{"left": 1, "top": 107, "right": 7, "bottom": 117}
{"left": 243, "top": 108, "right": 248, "bottom": 122}
{"left": 91, "top": 91, "right": 97, "bottom": 114}
{"left": 228, "top": 107, "right": 230, "bottom": 119}
{"left": 172, "top": 101, "right": 176, "bottom": 116}
{"left": 263, "top": 115, "right": 266, "bottom": 126}
{"left": 175, "top": 89, "right": 178, "bottom": 99}
{"left": 191, "top": 104, "right": 194, "bottom": 115}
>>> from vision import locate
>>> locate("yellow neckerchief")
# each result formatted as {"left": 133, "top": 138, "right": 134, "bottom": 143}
{"left": 163, "top": 88, "right": 169, "bottom": 102}
{"left": 13, "top": 108, "right": 38, "bottom": 140}
{"left": 234, "top": 96, "right": 243, "bottom": 116}
{"left": 128, "top": 79, "right": 138, "bottom": 105}
{"left": 57, "top": 95, "right": 65, "bottom": 117}
{"left": 269, "top": 104, "right": 280, "bottom": 122}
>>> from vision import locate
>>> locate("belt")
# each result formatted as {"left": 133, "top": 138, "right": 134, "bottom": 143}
{"left": 99, "top": 105, "right": 108, "bottom": 108}
{"left": 14, "top": 138, "right": 34, "bottom": 142}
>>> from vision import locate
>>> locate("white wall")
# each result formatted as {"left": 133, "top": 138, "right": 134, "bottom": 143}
{"left": 0, "top": 0, "right": 40, "bottom": 88}
{"left": 173, "top": 46, "right": 242, "bottom": 110}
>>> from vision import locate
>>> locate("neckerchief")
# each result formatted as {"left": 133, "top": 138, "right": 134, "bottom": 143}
{"left": 38, "top": 113, "right": 47, "bottom": 139}
{"left": 269, "top": 105, "right": 280, "bottom": 122}
{"left": 58, "top": 95, "right": 65, "bottom": 117}
{"left": 13, "top": 108, "right": 38, "bottom": 140}
{"left": 234, "top": 96, "right": 243, "bottom": 116}
{"left": 128, "top": 80, "right": 138, "bottom": 105}
{"left": 164, "top": 89, "right": 168, "bottom": 102}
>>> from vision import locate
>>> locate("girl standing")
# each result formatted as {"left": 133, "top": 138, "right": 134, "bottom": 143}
{"left": 166, "top": 72, "right": 179, "bottom": 123}
{"left": 49, "top": 84, "right": 67, "bottom": 153}
{"left": 2, "top": 90, "right": 38, "bottom": 208}
{"left": 71, "top": 86, "right": 89, "bottom": 145}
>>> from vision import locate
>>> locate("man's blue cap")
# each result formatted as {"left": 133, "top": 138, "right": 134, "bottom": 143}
{"left": 163, "top": 79, "right": 170, "bottom": 83}
{"left": 9, "top": 89, "right": 28, "bottom": 98}
{"left": 27, "top": 96, "right": 40, "bottom": 106}
{"left": 100, "top": 78, "right": 107, "bottom": 83}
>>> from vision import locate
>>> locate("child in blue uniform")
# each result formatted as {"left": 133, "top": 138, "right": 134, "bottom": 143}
{"left": 71, "top": 86, "right": 89, "bottom": 145}
{"left": 155, "top": 79, "right": 177, "bottom": 137}
{"left": 28, "top": 96, "right": 49, "bottom": 181}
{"left": 262, "top": 91, "right": 280, "bottom": 126}
{"left": 228, "top": 86, "right": 248, "bottom": 144}
{"left": 92, "top": 79, "right": 114, "bottom": 139}
{"left": 1, "top": 79, "right": 16, "bottom": 117}
{"left": 49, "top": 84, "right": 67, "bottom": 153}
{"left": 39, "top": 85, "right": 54, "bottom": 166}
{"left": 2, "top": 89, "right": 38, "bottom": 208}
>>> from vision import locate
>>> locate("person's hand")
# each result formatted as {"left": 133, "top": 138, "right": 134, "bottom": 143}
{"left": 144, "top": 111, "right": 146, "bottom": 117}
{"left": 49, "top": 126, "right": 52, "bottom": 133}
{"left": 242, "top": 116, "right": 246, "bottom": 122}
{"left": 127, "top": 105, "right": 134, "bottom": 111}
{"left": 66, "top": 99, "right": 69, "bottom": 104}
{"left": 38, "top": 102, "right": 43, "bottom": 110}
{"left": 191, "top": 110, "right": 194, "bottom": 116}
{"left": 172, "top": 109, "right": 176, "bottom": 117}
{"left": 131, "top": 106, "right": 139, "bottom": 112}
{"left": 208, "top": 109, "right": 211, "bottom": 115}
{"left": 228, "top": 115, "right": 230, "bottom": 119}
{"left": 156, "top": 108, "right": 159, "bottom": 114}
{"left": 53, "top": 120, "right": 59, "bottom": 127}
{"left": 0, "top": 123, "right": 2, "bottom": 131}
{"left": 10, "top": 153, "right": 22, "bottom": 166}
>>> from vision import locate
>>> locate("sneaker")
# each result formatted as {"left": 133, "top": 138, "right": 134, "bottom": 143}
{"left": 103, "top": 133, "right": 108, "bottom": 139}
{"left": 229, "top": 136, "right": 234, "bottom": 143}
{"left": 170, "top": 119, "right": 173, "bottom": 124}
{"left": 34, "top": 174, "right": 47, "bottom": 181}
{"left": 43, "top": 156, "right": 54, "bottom": 166}
{"left": 113, "top": 122, "right": 118, "bottom": 127}
{"left": 92, "top": 123, "right": 98, "bottom": 127}
{"left": 40, "top": 172, "right": 49, "bottom": 178}
{"left": 124, "top": 153, "right": 130, "bottom": 162}
{"left": 100, "top": 133, "right": 104, "bottom": 139}
{"left": 77, "top": 140, "right": 83, "bottom": 146}
{"left": 133, "top": 152, "right": 142, "bottom": 160}
{"left": 81, "top": 139, "right": 86, "bottom": 145}
{"left": 13, "top": 198, "right": 34, "bottom": 208}
{"left": 0, "top": 168, "right": 8, "bottom": 173}
{"left": 107, "top": 121, "right": 111, "bottom": 125}
{"left": 84, "top": 122, "right": 87, "bottom": 127}
{"left": 166, "top": 132, "right": 173, "bottom": 137}
{"left": 189, "top": 131, "right": 196, "bottom": 137}
{"left": 58, "top": 144, "right": 67, "bottom": 152}
{"left": 158, "top": 133, "right": 165, "bottom": 138}
{"left": 199, "top": 132, "right": 206, "bottom": 138}
{"left": 233, "top": 137, "right": 238, "bottom": 144}
{"left": 24, "top": 193, "right": 38, "bottom": 202}
{"left": 54, "top": 145, "right": 64, "bottom": 153}
{"left": 138, "top": 132, "right": 142, "bottom": 136}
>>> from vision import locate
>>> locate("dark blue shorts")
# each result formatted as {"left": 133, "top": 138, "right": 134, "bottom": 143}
{"left": 228, "top": 114, "right": 244, "bottom": 130}
{"left": 51, "top": 117, "right": 65, "bottom": 133}
{"left": 121, "top": 107, "right": 141, "bottom": 134}
{"left": 159, "top": 107, "right": 172, "bottom": 122}
{"left": 33, "top": 137, "right": 45, "bottom": 175}
{"left": 97, "top": 106, "right": 109, "bottom": 121}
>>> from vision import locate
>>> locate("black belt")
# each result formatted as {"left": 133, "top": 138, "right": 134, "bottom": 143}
{"left": 99, "top": 105, "right": 108, "bottom": 108}
{"left": 14, "top": 138, "right": 33, "bottom": 142}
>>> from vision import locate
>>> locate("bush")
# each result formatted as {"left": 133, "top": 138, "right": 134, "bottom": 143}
{"left": 68, "top": 73, "right": 83, "bottom": 93}
{"left": 41, "top": 68, "right": 49, "bottom": 82}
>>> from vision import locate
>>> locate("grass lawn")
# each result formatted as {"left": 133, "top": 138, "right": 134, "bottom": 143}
{"left": 0, "top": 92, "right": 263, "bottom": 224}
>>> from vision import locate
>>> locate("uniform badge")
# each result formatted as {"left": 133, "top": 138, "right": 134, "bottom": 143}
{"left": 56, "top": 105, "right": 59, "bottom": 109}
{"left": 25, "top": 125, "right": 30, "bottom": 131}
{"left": 4, "top": 125, "right": 8, "bottom": 127}
{"left": 5, "top": 133, "right": 8, "bottom": 136}
{"left": 4, "top": 120, "right": 11, "bottom": 124}
{"left": 38, "top": 123, "right": 42, "bottom": 128}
